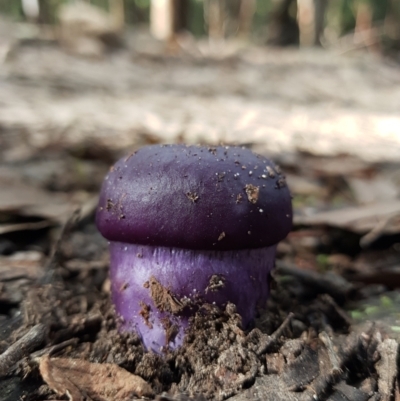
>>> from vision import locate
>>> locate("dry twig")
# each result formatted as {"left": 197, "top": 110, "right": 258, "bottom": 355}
{"left": 0, "top": 323, "right": 46, "bottom": 376}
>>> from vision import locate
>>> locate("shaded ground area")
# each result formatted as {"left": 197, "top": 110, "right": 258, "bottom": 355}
{"left": 0, "top": 40, "right": 400, "bottom": 400}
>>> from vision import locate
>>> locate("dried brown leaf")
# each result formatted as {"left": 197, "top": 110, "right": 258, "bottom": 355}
{"left": 294, "top": 200, "right": 400, "bottom": 234}
{"left": 39, "top": 355, "right": 154, "bottom": 401}
{"left": 347, "top": 175, "right": 399, "bottom": 205}
{"left": 0, "top": 220, "right": 53, "bottom": 235}
{"left": 0, "top": 251, "right": 44, "bottom": 281}
{"left": 0, "top": 178, "right": 73, "bottom": 219}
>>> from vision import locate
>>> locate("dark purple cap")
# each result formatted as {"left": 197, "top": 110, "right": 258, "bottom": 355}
{"left": 96, "top": 145, "right": 292, "bottom": 251}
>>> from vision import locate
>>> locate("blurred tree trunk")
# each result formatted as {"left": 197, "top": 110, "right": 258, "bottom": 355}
{"left": 21, "top": 0, "right": 39, "bottom": 22}
{"left": 298, "top": 0, "right": 328, "bottom": 46}
{"left": 173, "top": 0, "right": 188, "bottom": 32}
{"left": 150, "top": 0, "right": 174, "bottom": 40}
{"left": 314, "top": 0, "right": 328, "bottom": 45}
{"left": 238, "top": 0, "right": 256, "bottom": 38}
{"left": 38, "top": 0, "right": 53, "bottom": 24}
{"left": 109, "top": 0, "right": 125, "bottom": 32}
{"left": 124, "top": 0, "right": 149, "bottom": 25}
{"left": 267, "top": 0, "right": 299, "bottom": 46}
{"left": 205, "top": 0, "right": 226, "bottom": 40}
{"left": 203, "top": 0, "right": 254, "bottom": 40}
{"left": 297, "top": 0, "right": 313, "bottom": 46}
{"left": 384, "top": 0, "right": 400, "bottom": 49}
{"left": 150, "top": 0, "right": 187, "bottom": 41}
{"left": 354, "top": 1, "right": 380, "bottom": 53}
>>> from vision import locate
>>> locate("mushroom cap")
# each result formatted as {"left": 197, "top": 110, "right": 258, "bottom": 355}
{"left": 96, "top": 144, "right": 292, "bottom": 251}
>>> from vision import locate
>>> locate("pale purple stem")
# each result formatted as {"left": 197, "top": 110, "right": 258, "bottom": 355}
{"left": 109, "top": 242, "right": 276, "bottom": 353}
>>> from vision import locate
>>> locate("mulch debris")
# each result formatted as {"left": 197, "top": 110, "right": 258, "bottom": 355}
{"left": 0, "top": 214, "right": 399, "bottom": 401}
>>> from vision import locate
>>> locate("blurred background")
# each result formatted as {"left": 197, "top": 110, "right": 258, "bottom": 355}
{"left": 1, "top": 0, "right": 400, "bottom": 52}
{"left": 1, "top": 0, "right": 400, "bottom": 360}
{"left": 0, "top": 0, "right": 399, "bottom": 162}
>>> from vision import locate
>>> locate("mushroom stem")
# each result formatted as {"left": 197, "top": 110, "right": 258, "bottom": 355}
{"left": 109, "top": 242, "right": 276, "bottom": 352}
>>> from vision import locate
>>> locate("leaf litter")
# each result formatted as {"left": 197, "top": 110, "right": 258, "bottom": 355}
{"left": 39, "top": 355, "right": 154, "bottom": 401}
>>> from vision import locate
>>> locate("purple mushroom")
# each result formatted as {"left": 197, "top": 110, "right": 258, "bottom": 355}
{"left": 96, "top": 144, "right": 292, "bottom": 352}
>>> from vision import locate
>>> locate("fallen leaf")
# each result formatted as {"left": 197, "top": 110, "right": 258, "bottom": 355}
{"left": 285, "top": 174, "right": 326, "bottom": 197}
{"left": 39, "top": 356, "right": 154, "bottom": 401}
{"left": 0, "top": 170, "right": 98, "bottom": 235}
{"left": 347, "top": 175, "right": 399, "bottom": 205}
{"left": 0, "top": 251, "right": 44, "bottom": 281}
{"left": 0, "top": 220, "right": 53, "bottom": 235}
{"left": 0, "top": 175, "right": 73, "bottom": 219}
{"left": 294, "top": 200, "right": 400, "bottom": 234}
{"left": 0, "top": 174, "right": 75, "bottom": 235}
{"left": 305, "top": 156, "right": 370, "bottom": 177}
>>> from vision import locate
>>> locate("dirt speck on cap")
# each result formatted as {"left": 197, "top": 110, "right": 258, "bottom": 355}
{"left": 186, "top": 192, "right": 199, "bottom": 203}
{"left": 266, "top": 166, "right": 276, "bottom": 178}
{"left": 275, "top": 177, "right": 287, "bottom": 189}
{"left": 244, "top": 184, "right": 259, "bottom": 204}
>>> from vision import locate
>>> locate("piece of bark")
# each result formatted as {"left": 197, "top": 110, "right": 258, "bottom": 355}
{"left": 253, "top": 312, "right": 294, "bottom": 356}
{"left": 0, "top": 376, "right": 40, "bottom": 401}
{"left": 317, "top": 294, "right": 352, "bottom": 331}
{"left": 319, "top": 331, "right": 341, "bottom": 376}
{"left": 300, "top": 331, "right": 364, "bottom": 401}
{"left": 30, "top": 338, "right": 79, "bottom": 360}
{"left": 276, "top": 261, "right": 353, "bottom": 304}
{"left": 265, "top": 353, "right": 285, "bottom": 375}
{"left": 156, "top": 394, "right": 207, "bottom": 401}
{"left": 39, "top": 356, "right": 154, "bottom": 401}
{"left": 0, "top": 175, "right": 74, "bottom": 229}
{"left": 282, "top": 345, "right": 320, "bottom": 390}
{"left": 327, "top": 381, "right": 369, "bottom": 401}
{"left": 294, "top": 200, "right": 400, "bottom": 235}
{"left": 228, "top": 374, "right": 300, "bottom": 401}
{"left": 376, "top": 339, "right": 398, "bottom": 401}
{"left": 0, "top": 324, "right": 46, "bottom": 376}
{"left": 280, "top": 339, "right": 304, "bottom": 363}
{"left": 395, "top": 380, "right": 400, "bottom": 401}
{"left": 0, "top": 251, "right": 44, "bottom": 282}
{"left": 215, "top": 344, "right": 260, "bottom": 400}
